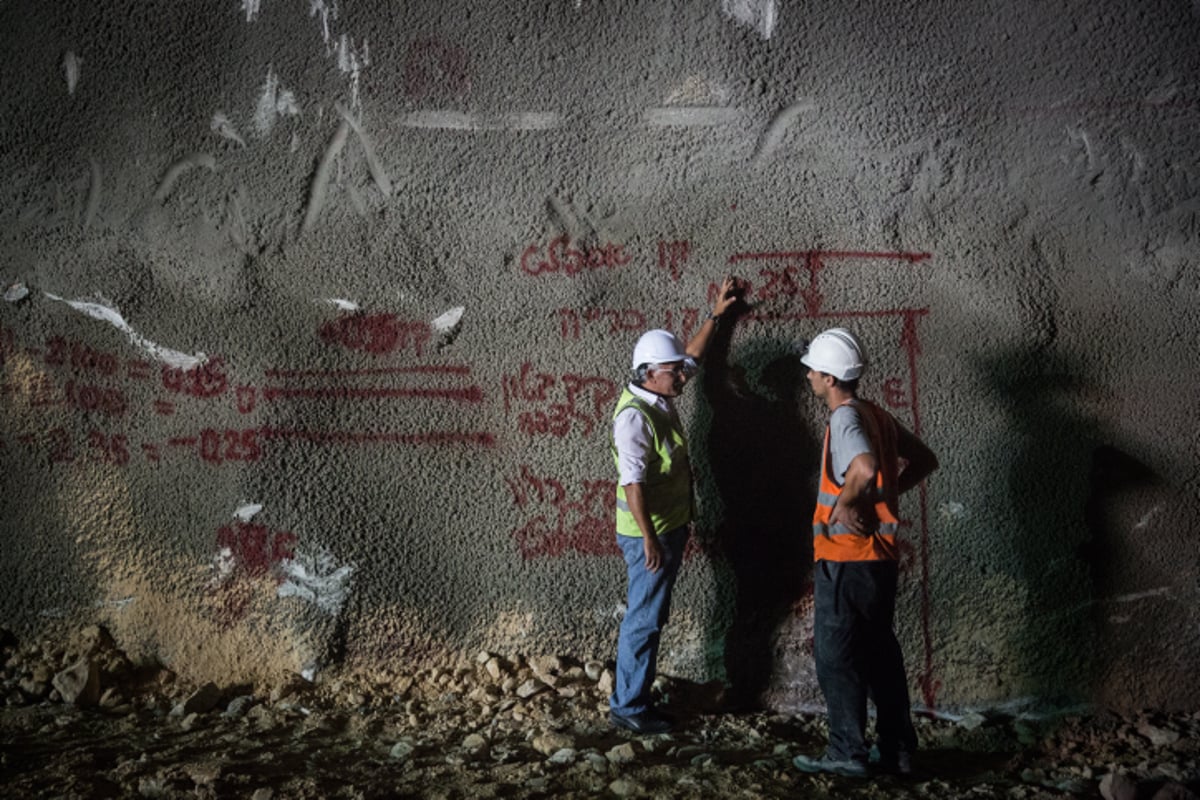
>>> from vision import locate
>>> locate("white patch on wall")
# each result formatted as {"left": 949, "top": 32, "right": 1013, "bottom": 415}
{"left": 398, "top": 111, "right": 561, "bottom": 131}
{"left": 4, "top": 282, "right": 29, "bottom": 302}
{"left": 938, "top": 501, "right": 966, "bottom": 519}
{"left": 277, "top": 549, "right": 355, "bottom": 615}
{"left": 210, "top": 112, "right": 247, "bottom": 147}
{"left": 1132, "top": 504, "right": 1162, "bottom": 531}
{"left": 253, "top": 68, "right": 300, "bottom": 139}
{"left": 241, "top": 0, "right": 262, "bottom": 22}
{"left": 233, "top": 503, "right": 263, "bottom": 522}
{"left": 43, "top": 293, "right": 206, "bottom": 370}
{"left": 337, "top": 34, "right": 369, "bottom": 114}
{"left": 721, "top": 0, "right": 778, "bottom": 39}
{"left": 62, "top": 51, "right": 80, "bottom": 95}
{"left": 320, "top": 298, "right": 360, "bottom": 311}
{"left": 644, "top": 106, "right": 742, "bottom": 127}
{"left": 431, "top": 306, "right": 465, "bottom": 334}
{"left": 210, "top": 547, "right": 236, "bottom": 584}
{"left": 309, "top": 0, "right": 337, "bottom": 45}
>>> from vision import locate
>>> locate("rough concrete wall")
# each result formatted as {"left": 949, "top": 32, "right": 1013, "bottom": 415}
{"left": 2, "top": 0, "right": 1198, "bottom": 714}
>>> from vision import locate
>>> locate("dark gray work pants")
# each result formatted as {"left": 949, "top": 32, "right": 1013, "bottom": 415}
{"left": 813, "top": 559, "right": 918, "bottom": 763}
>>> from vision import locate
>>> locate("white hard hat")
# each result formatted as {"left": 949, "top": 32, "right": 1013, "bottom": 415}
{"left": 799, "top": 327, "right": 865, "bottom": 380}
{"left": 631, "top": 329, "right": 689, "bottom": 369}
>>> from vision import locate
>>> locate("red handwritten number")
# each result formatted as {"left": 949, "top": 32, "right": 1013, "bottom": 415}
{"left": 200, "top": 429, "right": 260, "bottom": 464}
{"left": 87, "top": 431, "right": 130, "bottom": 465}
{"left": 162, "top": 358, "right": 229, "bottom": 398}
{"left": 884, "top": 378, "right": 909, "bottom": 408}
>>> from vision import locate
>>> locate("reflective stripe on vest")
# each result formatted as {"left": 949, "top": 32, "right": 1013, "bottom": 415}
{"left": 611, "top": 388, "right": 692, "bottom": 537}
{"left": 812, "top": 399, "right": 901, "bottom": 562}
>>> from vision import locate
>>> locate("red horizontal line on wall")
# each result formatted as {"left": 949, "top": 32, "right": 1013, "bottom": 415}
{"left": 729, "top": 250, "right": 932, "bottom": 263}
{"left": 167, "top": 437, "right": 198, "bottom": 447}
{"left": 259, "top": 427, "right": 496, "bottom": 447}
{"left": 749, "top": 308, "right": 929, "bottom": 321}
{"left": 260, "top": 385, "right": 484, "bottom": 403}
{"left": 264, "top": 365, "right": 472, "bottom": 379}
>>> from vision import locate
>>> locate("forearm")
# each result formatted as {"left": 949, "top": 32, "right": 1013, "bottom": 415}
{"left": 623, "top": 483, "right": 657, "bottom": 539}
{"left": 684, "top": 314, "right": 720, "bottom": 360}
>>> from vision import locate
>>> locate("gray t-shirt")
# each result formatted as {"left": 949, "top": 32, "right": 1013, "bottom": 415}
{"left": 829, "top": 402, "right": 873, "bottom": 484}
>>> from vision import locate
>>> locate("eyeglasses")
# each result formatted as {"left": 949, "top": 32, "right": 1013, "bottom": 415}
{"left": 654, "top": 361, "right": 696, "bottom": 377}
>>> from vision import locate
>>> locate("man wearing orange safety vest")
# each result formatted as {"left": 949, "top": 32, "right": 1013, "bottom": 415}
{"left": 792, "top": 327, "right": 938, "bottom": 778}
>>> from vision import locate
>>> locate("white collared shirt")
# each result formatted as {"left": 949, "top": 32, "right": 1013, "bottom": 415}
{"left": 613, "top": 383, "right": 674, "bottom": 487}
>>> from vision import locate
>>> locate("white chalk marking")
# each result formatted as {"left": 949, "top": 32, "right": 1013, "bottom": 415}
{"left": 211, "top": 112, "right": 247, "bottom": 147}
{"left": 1133, "top": 504, "right": 1162, "bottom": 531}
{"left": 721, "top": 0, "right": 778, "bottom": 39}
{"left": 4, "top": 283, "right": 29, "bottom": 302}
{"left": 277, "top": 549, "right": 354, "bottom": 615}
{"left": 63, "top": 51, "right": 80, "bottom": 95}
{"left": 938, "top": 501, "right": 966, "bottom": 519}
{"left": 643, "top": 106, "right": 743, "bottom": 127}
{"left": 753, "top": 101, "right": 814, "bottom": 162}
{"left": 319, "top": 298, "right": 360, "bottom": 311}
{"left": 1106, "top": 586, "right": 1171, "bottom": 604}
{"left": 234, "top": 503, "right": 263, "bottom": 522}
{"left": 253, "top": 68, "right": 300, "bottom": 139}
{"left": 211, "top": 547, "right": 236, "bottom": 583}
{"left": 42, "top": 293, "right": 206, "bottom": 370}
{"left": 96, "top": 596, "right": 135, "bottom": 610}
{"left": 398, "top": 111, "right": 561, "bottom": 131}
{"left": 309, "top": 0, "right": 335, "bottom": 45}
{"left": 431, "top": 306, "right": 464, "bottom": 333}
{"left": 241, "top": 0, "right": 262, "bottom": 22}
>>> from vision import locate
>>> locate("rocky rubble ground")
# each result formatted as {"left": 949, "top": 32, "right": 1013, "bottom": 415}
{"left": 0, "top": 626, "right": 1198, "bottom": 799}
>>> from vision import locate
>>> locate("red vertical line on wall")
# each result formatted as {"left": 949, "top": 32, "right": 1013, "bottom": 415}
{"left": 902, "top": 309, "right": 938, "bottom": 710}
{"left": 727, "top": 250, "right": 932, "bottom": 264}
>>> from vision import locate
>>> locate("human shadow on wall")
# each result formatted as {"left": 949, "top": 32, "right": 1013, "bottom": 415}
{"left": 976, "top": 348, "right": 1104, "bottom": 708}
{"left": 695, "top": 307, "right": 819, "bottom": 710}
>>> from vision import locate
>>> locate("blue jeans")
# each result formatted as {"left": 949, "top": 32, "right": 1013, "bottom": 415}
{"left": 814, "top": 559, "right": 917, "bottom": 763}
{"left": 611, "top": 526, "right": 689, "bottom": 715}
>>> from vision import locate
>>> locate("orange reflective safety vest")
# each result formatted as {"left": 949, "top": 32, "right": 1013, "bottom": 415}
{"left": 812, "top": 399, "right": 901, "bottom": 562}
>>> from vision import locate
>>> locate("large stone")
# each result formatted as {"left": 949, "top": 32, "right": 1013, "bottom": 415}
{"left": 1138, "top": 721, "right": 1181, "bottom": 748}
{"left": 182, "top": 682, "right": 222, "bottom": 714}
{"left": 533, "top": 730, "right": 575, "bottom": 755}
{"left": 606, "top": 742, "right": 637, "bottom": 764}
{"left": 597, "top": 669, "right": 615, "bottom": 696}
{"left": 516, "top": 678, "right": 548, "bottom": 699}
{"left": 1100, "top": 772, "right": 1139, "bottom": 800}
{"left": 1152, "top": 782, "right": 1200, "bottom": 800}
{"left": 52, "top": 657, "right": 100, "bottom": 706}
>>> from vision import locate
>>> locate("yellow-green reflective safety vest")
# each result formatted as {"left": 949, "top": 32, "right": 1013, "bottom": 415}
{"left": 610, "top": 388, "right": 693, "bottom": 537}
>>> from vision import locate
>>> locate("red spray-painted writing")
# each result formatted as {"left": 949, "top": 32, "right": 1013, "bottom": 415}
{"left": 520, "top": 236, "right": 632, "bottom": 276}
{"left": 502, "top": 362, "right": 618, "bottom": 439}
{"left": 506, "top": 465, "right": 616, "bottom": 558}
{"left": 216, "top": 521, "right": 297, "bottom": 578}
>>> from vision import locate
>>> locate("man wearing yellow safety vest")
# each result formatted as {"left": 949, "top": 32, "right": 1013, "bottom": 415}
{"left": 609, "top": 276, "right": 741, "bottom": 734}
{"left": 792, "top": 327, "right": 939, "bottom": 777}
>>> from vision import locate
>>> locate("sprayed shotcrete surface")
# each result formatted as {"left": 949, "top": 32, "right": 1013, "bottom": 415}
{"left": 1, "top": 0, "right": 1199, "bottom": 715}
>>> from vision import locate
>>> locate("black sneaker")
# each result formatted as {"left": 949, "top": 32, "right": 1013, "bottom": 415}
{"left": 792, "top": 753, "right": 869, "bottom": 778}
{"left": 870, "top": 746, "right": 914, "bottom": 776}
{"left": 609, "top": 709, "right": 673, "bottom": 734}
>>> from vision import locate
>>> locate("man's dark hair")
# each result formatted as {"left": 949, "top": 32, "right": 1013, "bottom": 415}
{"left": 829, "top": 374, "right": 859, "bottom": 394}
